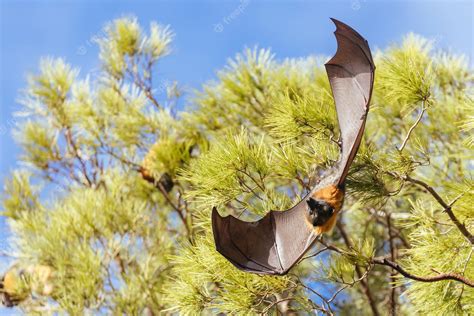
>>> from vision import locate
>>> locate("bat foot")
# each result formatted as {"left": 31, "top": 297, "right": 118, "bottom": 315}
{"left": 306, "top": 198, "right": 334, "bottom": 227}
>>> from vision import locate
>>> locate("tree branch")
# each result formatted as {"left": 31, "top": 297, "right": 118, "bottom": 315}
{"left": 104, "top": 148, "right": 192, "bottom": 238}
{"left": 142, "top": 168, "right": 192, "bottom": 238}
{"left": 64, "top": 126, "right": 92, "bottom": 186}
{"left": 293, "top": 277, "right": 332, "bottom": 315}
{"left": 300, "top": 246, "right": 330, "bottom": 261}
{"left": 371, "top": 258, "right": 474, "bottom": 288}
{"left": 369, "top": 210, "right": 410, "bottom": 249}
{"left": 404, "top": 175, "right": 474, "bottom": 244}
{"left": 336, "top": 222, "right": 381, "bottom": 316}
{"left": 127, "top": 56, "right": 162, "bottom": 110}
{"left": 260, "top": 297, "right": 295, "bottom": 315}
{"left": 386, "top": 214, "right": 397, "bottom": 316}
{"left": 320, "top": 238, "right": 474, "bottom": 288}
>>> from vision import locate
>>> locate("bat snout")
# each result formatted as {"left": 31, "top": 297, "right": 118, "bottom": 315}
{"left": 306, "top": 198, "right": 335, "bottom": 227}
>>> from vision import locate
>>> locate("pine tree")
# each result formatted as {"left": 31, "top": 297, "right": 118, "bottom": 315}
{"left": 1, "top": 17, "right": 473, "bottom": 315}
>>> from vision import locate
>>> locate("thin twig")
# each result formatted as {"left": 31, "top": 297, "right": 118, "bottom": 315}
{"left": 236, "top": 175, "right": 264, "bottom": 201}
{"left": 458, "top": 247, "right": 474, "bottom": 298}
{"left": 292, "top": 278, "right": 331, "bottom": 315}
{"left": 328, "top": 267, "right": 372, "bottom": 304}
{"left": 301, "top": 247, "right": 330, "bottom": 261}
{"left": 126, "top": 59, "right": 162, "bottom": 110}
{"left": 155, "top": 180, "right": 191, "bottom": 238}
{"left": 398, "top": 101, "right": 426, "bottom": 152}
{"left": 237, "top": 168, "right": 266, "bottom": 192}
{"left": 462, "top": 247, "right": 473, "bottom": 275}
{"left": 260, "top": 297, "right": 295, "bottom": 315}
{"left": 370, "top": 210, "right": 410, "bottom": 249}
{"left": 64, "top": 126, "right": 92, "bottom": 186}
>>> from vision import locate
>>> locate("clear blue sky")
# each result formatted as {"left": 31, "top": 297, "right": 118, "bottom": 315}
{"left": 0, "top": 0, "right": 472, "bottom": 313}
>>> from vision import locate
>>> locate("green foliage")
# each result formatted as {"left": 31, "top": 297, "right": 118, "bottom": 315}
{"left": 265, "top": 88, "right": 336, "bottom": 141}
{"left": 2, "top": 172, "right": 40, "bottom": 219}
{"left": 375, "top": 33, "right": 433, "bottom": 111}
{"left": 1, "top": 16, "right": 473, "bottom": 315}
{"left": 164, "top": 236, "right": 290, "bottom": 314}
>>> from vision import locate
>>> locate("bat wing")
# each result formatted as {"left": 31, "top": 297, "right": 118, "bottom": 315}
{"left": 212, "top": 19, "right": 374, "bottom": 275}
{"left": 325, "top": 18, "right": 375, "bottom": 186}
{"left": 212, "top": 196, "right": 317, "bottom": 275}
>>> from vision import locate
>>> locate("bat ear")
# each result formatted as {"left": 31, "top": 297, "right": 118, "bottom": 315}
{"left": 306, "top": 198, "right": 316, "bottom": 210}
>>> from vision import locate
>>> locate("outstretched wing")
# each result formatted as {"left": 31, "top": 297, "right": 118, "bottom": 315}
{"left": 325, "top": 18, "right": 375, "bottom": 186}
{"left": 212, "top": 197, "right": 317, "bottom": 275}
{"left": 212, "top": 18, "right": 374, "bottom": 275}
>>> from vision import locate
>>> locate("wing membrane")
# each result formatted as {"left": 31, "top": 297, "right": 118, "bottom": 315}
{"left": 212, "top": 198, "right": 317, "bottom": 275}
{"left": 212, "top": 18, "right": 375, "bottom": 275}
{"left": 325, "top": 18, "right": 375, "bottom": 186}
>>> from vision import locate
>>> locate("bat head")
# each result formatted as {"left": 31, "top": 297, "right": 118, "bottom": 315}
{"left": 306, "top": 198, "right": 335, "bottom": 227}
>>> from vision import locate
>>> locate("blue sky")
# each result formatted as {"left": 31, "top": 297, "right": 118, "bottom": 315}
{"left": 0, "top": 0, "right": 472, "bottom": 313}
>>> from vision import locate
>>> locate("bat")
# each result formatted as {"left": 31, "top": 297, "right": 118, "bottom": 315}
{"left": 140, "top": 142, "right": 174, "bottom": 193}
{"left": 1, "top": 265, "right": 54, "bottom": 307}
{"left": 0, "top": 267, "right": 26, "bottom": 308}
{"left": 211, "top": 18, "right": 375, "bottom": 275}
